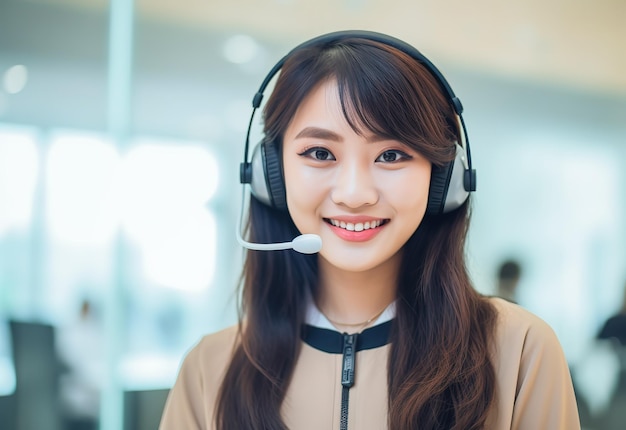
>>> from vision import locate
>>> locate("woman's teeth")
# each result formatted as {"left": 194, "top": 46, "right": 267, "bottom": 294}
{"left": 329, "top": 219, "right": 383, "bottom": 232}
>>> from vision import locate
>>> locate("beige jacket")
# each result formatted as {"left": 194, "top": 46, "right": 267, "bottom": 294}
{"left": 159, "top": 298, "right": 580, "bottom": 429}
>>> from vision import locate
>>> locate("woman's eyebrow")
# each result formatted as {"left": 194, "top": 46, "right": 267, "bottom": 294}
{"left": 294, "top": 127, "right": 342, "bottom": 142}
{"left": 294, "top": 126, "right": 391, "bottom": 144}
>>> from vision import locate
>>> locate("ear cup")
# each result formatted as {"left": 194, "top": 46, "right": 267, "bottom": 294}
{"left": 249, "top": 141, "right": 271, "bottom": 206}
{"left": 426, "top": 143, "right": 471, "bottom": 215}
{"left": 249, "top": 139, "right": 287, "bottom": 210}
{"left": 426, "top": 162, "right": 454, "bottom": 215}
{"left": 443, "top": 144, "right": 472, "bottom": 212}
{"left": 263, "top": 139, "right": 287, "bottom": 210}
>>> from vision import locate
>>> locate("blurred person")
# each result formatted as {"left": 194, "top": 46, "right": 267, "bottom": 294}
{"left": 568, "top": 279, "right": 626, "bottom": 430}
{"left": 495, "top": 258, "right": 522, "bottom": 304}
{"left": 594, "top": 278, "right": 626, "bottom": 429}
{"left": 56, "top": 299, "right": 104, "bottom": 430}
{"left": 597, "top": 279, "right": 626, "bottom": 347}
{"left": 160, "top": 31, "right": 580, "bottom": 429}
{"left": 0, "top": 316, "right": 12, "bottom": 393}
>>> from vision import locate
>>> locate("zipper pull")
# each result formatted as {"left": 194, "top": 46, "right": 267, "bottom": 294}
{"left": 341, "top": 333, "right": 357, "bottom": 388}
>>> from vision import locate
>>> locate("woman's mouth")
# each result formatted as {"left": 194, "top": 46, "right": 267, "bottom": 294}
{"left": 325, "top": 218, "right": 388, "bottom": 231}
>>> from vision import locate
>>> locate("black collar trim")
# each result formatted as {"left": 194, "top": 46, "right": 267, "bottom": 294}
{"left": 301, "top": 320, "right": 393, "bottom": 354}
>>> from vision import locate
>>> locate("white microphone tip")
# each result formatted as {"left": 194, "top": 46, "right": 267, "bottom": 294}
{"left": 291, "top": 234, "right": 322, "bottom": 254}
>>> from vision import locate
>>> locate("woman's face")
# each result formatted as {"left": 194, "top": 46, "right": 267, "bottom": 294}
{"left": 282, "top": 79, "right": 432, "bottom": 273}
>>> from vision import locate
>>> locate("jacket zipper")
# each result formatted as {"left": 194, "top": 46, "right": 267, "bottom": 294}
{"left": 340, "top": 333, "right": 357, "bottom": 430}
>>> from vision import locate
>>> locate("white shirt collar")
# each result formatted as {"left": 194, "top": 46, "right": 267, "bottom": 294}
{"left": 305, "top": 300, "right": 396, "bottom": 331}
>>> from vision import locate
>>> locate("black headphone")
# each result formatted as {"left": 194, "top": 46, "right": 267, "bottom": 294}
{"left": 239, "top": 30, "right": 476, "bottom": 215}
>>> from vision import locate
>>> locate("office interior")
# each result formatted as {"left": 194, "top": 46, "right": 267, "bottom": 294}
{"left": 0, "top": 0, "right": 625, "bottom": 429}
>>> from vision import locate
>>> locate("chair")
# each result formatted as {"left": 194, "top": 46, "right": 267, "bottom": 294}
{"left": 123, "top": 388, "right": 170, "bottom": 430}
{"left": 9, "top": 320, "right": 62, "bottom": 430}
{"left": 0, "top": 392, "right": 16, "bottom": 430}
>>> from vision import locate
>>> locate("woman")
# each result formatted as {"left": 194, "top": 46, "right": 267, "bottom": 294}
{"left": 159, "top": 31, "right": 580, "bottom": 429}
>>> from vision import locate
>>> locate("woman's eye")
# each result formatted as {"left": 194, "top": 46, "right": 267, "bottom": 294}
{"left": 299, "top": 147, "right": 335, "bottom": 161}
{"left": 376, "top": 150, "right": 411, "bottom": 163}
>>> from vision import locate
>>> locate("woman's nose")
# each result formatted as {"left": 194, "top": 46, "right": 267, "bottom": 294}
{"left": 330, "top": 161, "right": 379, "bottom": 208}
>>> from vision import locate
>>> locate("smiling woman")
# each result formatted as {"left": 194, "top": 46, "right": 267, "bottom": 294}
{"left": 159, "top": 30, "right": 581, "bottom": 430}
{"left": 282, "top": 79, "right": 432, "bottom": 275}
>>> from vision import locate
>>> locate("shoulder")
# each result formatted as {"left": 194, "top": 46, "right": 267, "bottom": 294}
{"left": 487, "top": 296, "right": 571, "bottom": 381}
{"left": 170, "top": 323, "right": 240, "bottom": 394}
{"left": 184, "top": 324, "right": 240, "bottom": 374}
{"left": 485, "top": 298, "right": 581, "bottom": 429}
{"left": 160, "top": 325, "right": 240, "bottom": 430}
{"left": 194, "top": 324, "right": 240, "bottom": 355}
{"left": 489, "top": 296, "right": 560, "bottom": 349}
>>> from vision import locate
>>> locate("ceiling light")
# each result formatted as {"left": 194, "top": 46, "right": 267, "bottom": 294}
{"left": 3, "top": 65, "right": 28, "bottom": 94}
{"left": 222, "top": 35, "right": 259, "bottom": 64}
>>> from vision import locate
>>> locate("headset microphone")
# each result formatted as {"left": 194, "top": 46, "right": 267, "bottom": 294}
{"left": 235, "top": 186, "right": 322, "bottom": 254}
{"left": 237, "top": 31, "right": 476, "bottom": 252}
{"left": 236, "top": 231, "right": 322, "bottom": 254}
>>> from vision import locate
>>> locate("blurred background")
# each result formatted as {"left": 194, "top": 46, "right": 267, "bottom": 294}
{"left": 0, "top": 0, "right": 625, "bottom": 429}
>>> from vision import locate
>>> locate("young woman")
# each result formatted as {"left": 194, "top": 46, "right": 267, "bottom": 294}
{"left": 159, "top": 31, "right": 580, "bottom": 430}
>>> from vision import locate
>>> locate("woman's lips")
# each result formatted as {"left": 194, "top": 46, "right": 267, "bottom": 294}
{"left": 324, "top": 218, "right": 388, "bottom": 242}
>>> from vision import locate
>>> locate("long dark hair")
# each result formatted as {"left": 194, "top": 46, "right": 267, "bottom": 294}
{"left": 216, "top": 37, "right": 497, "bottom": 430}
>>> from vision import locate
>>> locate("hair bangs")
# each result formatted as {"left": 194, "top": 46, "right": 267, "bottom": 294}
{"left": 330, "top": 39, "right": 458, "bottom": 166}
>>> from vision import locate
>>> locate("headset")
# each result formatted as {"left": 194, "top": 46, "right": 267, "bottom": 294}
{"left": 236, "top": 30, "right": 476, "bottom": 253}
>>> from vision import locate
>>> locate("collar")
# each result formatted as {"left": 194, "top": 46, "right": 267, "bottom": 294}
{"left": 305, "top": 300, "right": 396, "bottom": 330}
{"left": 302, "top": 300, "right": 396, "bottom": 354}
{"left": 301, "top": 321, "right": 393, "bottom": 354}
